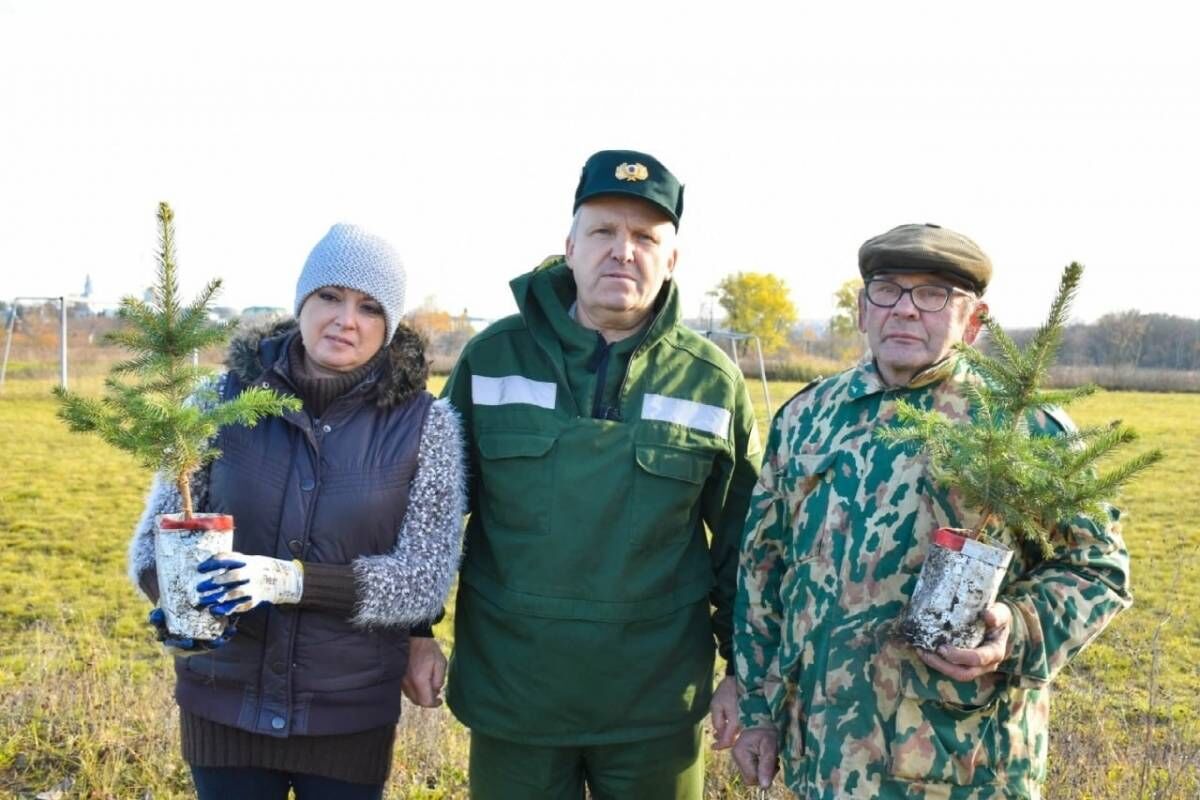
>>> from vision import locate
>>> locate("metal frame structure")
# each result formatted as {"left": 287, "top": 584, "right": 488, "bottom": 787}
{"left": 0, "top": 296, "right": 68, "bottom": 391}
{"left": 701, "top": 328, "right": 772, "bottom": 419}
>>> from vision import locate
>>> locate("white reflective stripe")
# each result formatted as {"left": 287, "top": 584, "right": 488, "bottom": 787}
{"left": 641, "top": 393, "right": 731, "bottom": 439}
{"left": 472, "top": 375, "right": 557, "bottom": 410}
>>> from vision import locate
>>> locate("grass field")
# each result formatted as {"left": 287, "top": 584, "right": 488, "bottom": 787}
{"left": 0, "top": 376, "right": 1197, "bottom": 798}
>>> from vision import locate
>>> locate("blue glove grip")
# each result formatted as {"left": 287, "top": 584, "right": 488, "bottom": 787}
{"left": 196, "top": 577, "right": 250, "bottom": 595}
{"left": 198, "top": 557, "right": 247, "bottom": 573}
{"left": 206, "top": 598, "right": 271, "bottom": 617}
{"left": 147, "top": 607, "right": 239, "bottom": 651}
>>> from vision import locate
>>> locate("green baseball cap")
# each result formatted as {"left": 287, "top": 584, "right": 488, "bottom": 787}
{"left": 858, "top": 223, "right": 992, "bottom": 293}
{"left": 573, "top": 149, "right": 685, "bottom": 228}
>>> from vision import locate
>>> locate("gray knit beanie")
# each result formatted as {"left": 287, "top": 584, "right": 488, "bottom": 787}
{"left": 294, "top": 223, "right": 407, "bottom": 342}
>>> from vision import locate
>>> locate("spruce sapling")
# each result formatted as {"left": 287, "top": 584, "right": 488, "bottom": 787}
{"left": 876, "top": 262, "right": 1163, "bottom": 558}
{"left": 55, "top": 202, "right": 301, "bottom": 518}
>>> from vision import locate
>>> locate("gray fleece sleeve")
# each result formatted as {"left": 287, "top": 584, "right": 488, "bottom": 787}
{"left": 350, "top": 398, "right": 466, "bottom": 628}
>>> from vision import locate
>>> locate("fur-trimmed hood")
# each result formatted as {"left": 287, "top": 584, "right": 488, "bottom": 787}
{"left": 224, "top": 318, "right": 429, "bottom": 408}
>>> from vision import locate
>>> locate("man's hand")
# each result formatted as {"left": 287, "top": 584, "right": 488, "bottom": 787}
{"left": 732, "top": 726, "right": 779, "bottom": 789}
{"left": 195, "top": 553, "right": 304, "bottom": 616}
{"left": 918, "top": 601, "right": 1013, "bottom": 681}
{"left": 710, "top": 675, "right": 740, "bottom": 750}
{"left": 402, "top": 636, "right": 447, "bottom": 707}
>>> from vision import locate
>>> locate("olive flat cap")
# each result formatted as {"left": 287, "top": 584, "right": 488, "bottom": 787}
{"left": 573, "top": 149, "right": 684, "bottom": 228}
{"left": 858, "top": 223, "right": 992, "bottom": 293}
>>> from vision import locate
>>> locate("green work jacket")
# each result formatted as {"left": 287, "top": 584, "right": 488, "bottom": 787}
{"left": 444, "top": 260, "right": 760, "bottom": 745}
{"left": 735, "top": 356, "right": 1132, "bottom": 799}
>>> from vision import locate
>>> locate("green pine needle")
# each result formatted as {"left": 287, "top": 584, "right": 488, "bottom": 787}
{"left": 875, "top": 262, "right": 1163, "bottom": 557}
{"left": 54, "top": 202, "right": 302, "bottom": 518}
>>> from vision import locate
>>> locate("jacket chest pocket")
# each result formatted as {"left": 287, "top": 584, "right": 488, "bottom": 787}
{"left": 630, "top": 443, "right": 712, "bottom": 550}
{"left": 477, "top": 431, "right": 556, "bottom": 536}
{"left": 780, "top": 451, "right": 840, "bottom": 565}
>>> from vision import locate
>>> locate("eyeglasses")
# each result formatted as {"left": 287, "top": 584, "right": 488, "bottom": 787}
{"left": 864, "top": 278, "right": 974, "bottom": 313}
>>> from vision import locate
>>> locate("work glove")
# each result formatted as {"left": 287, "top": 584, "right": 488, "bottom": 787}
{"left": 148, "top": 607, "right": 237, "bottom": 657}
{"left": 196, "top": 552, "right": 304, "bottom": 616}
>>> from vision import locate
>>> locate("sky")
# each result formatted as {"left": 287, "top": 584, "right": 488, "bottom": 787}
{"left": 2, "top": 1, "right": 1197, "bottom": 328}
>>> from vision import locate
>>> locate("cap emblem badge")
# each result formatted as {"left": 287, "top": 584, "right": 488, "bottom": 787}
{"left": 614, "top": 162, "right": 649, "bottom": 181}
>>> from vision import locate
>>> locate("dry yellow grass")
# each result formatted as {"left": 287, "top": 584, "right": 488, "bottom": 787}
{"left": 1, "top": 378, "right": 1196, "bottom": 798}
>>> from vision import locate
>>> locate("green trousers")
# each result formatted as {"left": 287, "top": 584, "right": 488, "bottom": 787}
{"left": 468, "top": 724, "right": 704, "bottom": 800}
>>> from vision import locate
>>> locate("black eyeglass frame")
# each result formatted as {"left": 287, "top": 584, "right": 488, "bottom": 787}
{"left": 864, "top": 278, "right": 976, "bottom": 313}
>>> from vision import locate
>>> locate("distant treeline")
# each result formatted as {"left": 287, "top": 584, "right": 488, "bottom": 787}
{"left": 1007, "top": 311, "right": 1200, "bottom": 370}
{"left": 745, "top": 310, "right": 1200, "bottom": 392}
{"left": 5, "top": 301, "right": 1197, "bottom": 377}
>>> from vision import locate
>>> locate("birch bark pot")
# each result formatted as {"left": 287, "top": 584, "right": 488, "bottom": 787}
{"left": 155, "top": 513, "right": 234, "bottom": 641}
{"left": 900, "top": 528, "right": 1013, "bottom": 650}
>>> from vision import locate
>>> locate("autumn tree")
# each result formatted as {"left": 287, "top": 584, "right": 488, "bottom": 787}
{"left": 715, "top": 272, "right": 798, "bottom": 354}
{"left": 405, "top": 307, "right": 454, "bottom": 336}
{"left": 829, "top": 278, "right": 865, "bottom": 361}
{"left": 404, "top": 299, "right": 477, "bottom": 369}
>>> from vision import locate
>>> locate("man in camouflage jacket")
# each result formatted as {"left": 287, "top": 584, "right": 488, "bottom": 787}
{"left": 732, "top": 224, "right": 1131, "bottom": 799}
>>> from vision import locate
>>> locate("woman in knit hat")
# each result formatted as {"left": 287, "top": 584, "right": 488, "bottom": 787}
{"left": 127, "top": 223, "right": 465, "bottom": 798}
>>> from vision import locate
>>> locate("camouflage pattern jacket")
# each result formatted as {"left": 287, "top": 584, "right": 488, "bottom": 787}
{"left": 734, "top": 355, "right": 1131, "bottom": 799}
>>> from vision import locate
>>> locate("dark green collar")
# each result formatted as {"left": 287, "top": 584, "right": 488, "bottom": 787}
{"left": 511, "top": 258, "right": 681, "bottom": 353}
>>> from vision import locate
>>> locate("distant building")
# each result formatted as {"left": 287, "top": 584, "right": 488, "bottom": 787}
{"left": 71, "top": 274, "right": 100, "bottom": 316}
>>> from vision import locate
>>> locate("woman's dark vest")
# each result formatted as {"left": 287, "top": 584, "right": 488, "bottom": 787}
{"left": 175, "top": 330, "right": 433, "bottom": 737}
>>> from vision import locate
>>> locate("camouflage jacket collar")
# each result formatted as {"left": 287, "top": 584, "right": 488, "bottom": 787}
{"left": 845, "top": 352, "right": 968, "bottom": 401}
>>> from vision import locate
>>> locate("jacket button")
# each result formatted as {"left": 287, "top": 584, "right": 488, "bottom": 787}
{"left": 300, "top": 479, "right": 315, "bottom": 491}
{"left": 271, "top": 716, "right": 286, "bottom": 730}
{"left": 322, "top": 424, "right": 332, "bottom": 433}
{"left": 288, "top": 539, "right": 303, "bottom": 556}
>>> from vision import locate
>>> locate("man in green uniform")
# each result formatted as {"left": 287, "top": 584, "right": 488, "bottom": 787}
{"left": 732, "top": 224, "right": 1132, "bottom": 799}
{"left": 431, "top": 150, "right": 761, "bottom": 798}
